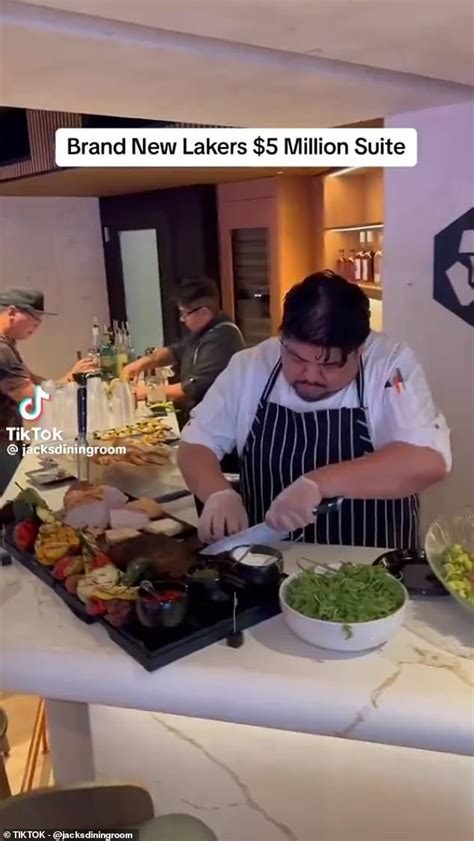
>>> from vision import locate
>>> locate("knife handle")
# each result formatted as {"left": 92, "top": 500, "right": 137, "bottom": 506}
{"left": 313, "top": 496, "right": 344, "bottom": 515}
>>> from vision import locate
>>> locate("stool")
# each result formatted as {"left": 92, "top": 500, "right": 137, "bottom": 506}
{"left": 0, "top": 708, "right": 11, "bottom": 799}
{"left": 21, "top": 699, "right": 49, "bottom": 793}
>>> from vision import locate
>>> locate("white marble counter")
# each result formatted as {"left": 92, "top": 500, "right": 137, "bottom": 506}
{"left": 1, "top": 456, "right": 473, "bottom": 761}
{"left": 90, "top": 707, "right": 474, "bottom": 841}
{"left": 1, "top": 453, "right": 473, "bottom": 786}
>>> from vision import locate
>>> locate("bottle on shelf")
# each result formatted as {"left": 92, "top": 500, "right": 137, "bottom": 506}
{"left": 99, "top": 325, "right": 117, "bottom": 380}
{"left": 125, "top": 322, "right": 135, "bottom": 363}
{"left": 354, "top": 250, "right": 363, "bottom": 283}
{"left": 373, "top": 233, "right": 383, "bottom": 285}
{"left": 92, "top": 316, "right": 100, "bottom": 352}
{"left": 347, "top": 250, "right": 356, "bottom": 282}
{"left": 361, "top": 248, "right": 374, "bottom": 283}
{"left": 115, "top": 326, "right": 129, "bottom": 376}
{"left": 336, "top": 249, "right": 347, "bottom": 278}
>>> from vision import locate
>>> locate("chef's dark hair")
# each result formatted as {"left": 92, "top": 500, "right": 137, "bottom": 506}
{"left": 177, "top": 277, "right": 220, "bottom": 312}
{"left": 280, "top": 271, "right": 370, "bottom": 363}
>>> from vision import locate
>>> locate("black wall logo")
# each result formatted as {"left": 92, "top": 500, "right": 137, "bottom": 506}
{"left": 434, "top": 207, "right": 474, "bottom": 327}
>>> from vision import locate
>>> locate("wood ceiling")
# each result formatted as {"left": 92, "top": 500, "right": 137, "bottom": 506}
{"left": 0, "top": 165, "right": 331, "bottom": 197}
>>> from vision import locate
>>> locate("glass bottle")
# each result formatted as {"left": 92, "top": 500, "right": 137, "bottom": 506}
{"left": 336, "top": 249, "right": 346, "bottom": 278}
{"left": 99, "top": 326, "right": 117, "bottom": 380}
{"left": 373, "top": 233, "right": 383, "bottom": 285}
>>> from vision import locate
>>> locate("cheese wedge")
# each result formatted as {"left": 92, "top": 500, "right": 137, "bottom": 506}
{"left": 143, "top": 518, "right": 184, "bottom": 537}
{"left": 105, "top": 527, "right": 141, "bottom": 544}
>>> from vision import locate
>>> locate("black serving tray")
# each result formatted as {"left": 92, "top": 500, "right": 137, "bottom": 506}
{"left": 4, "top": 529, "right": 95, "bottom": 623}
{"left": 99, "top": 580, "right": 283, "bottom": 672}
{"left": 4, "top": 526, "right": 284, "bottom": 670}
{"left": 4, "top": 530, "right": 56, "bottom": 591}
{"left": 4, "top": 513, "right": 197, "bottom": 626}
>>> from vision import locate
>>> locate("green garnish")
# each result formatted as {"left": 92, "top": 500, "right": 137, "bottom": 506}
{"left": 343, "top": 623, "right": 354, "bottom": 640}
{"left": 286, "top": 564, "right": 405, "bottom": 635}
{"left": 192, "top": 568, "right": 219, "bottom": 581}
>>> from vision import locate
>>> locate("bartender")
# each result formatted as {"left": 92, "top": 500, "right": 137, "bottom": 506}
{"left": 0, "top": 288, "right": 94, "bottom": 494}
{"left": 123, "top": 277, "right": 244, "bottom": 483}
{"left": 122, "top": 277, "right": 244, "bottom": 416}
{"left": 178, "top": 271, "right": 451, "bottom": 548}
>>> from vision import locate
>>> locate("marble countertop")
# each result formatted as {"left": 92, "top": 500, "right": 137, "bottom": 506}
{"left": 1, "top": 457, "right": 473, "bottom": 757}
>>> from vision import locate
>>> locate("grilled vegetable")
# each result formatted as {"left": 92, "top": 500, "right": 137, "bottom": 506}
{"left": 13, "top": 520, "right": 39, "bottom": 553}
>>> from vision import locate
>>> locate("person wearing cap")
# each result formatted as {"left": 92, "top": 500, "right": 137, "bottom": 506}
{"left": 178, "top": 272, "right": 451, "bottom": 548}
{"left": 0, "top": 289, "right": 94, "bottom": 493}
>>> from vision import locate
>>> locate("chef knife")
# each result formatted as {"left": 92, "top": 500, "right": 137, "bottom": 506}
{"left": 200, "top": 496, "right": 343, "bottom": 556}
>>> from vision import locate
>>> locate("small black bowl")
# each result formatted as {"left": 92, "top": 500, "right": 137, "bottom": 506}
{"left": 231, "top": 545, "right": 284, "bottom": 587}
{"left": 136, "top": 580, "right": 188, "bottom": 629}
{"left": 186, "top": 564, "right": 232, "bottom": 605}
{"left": 373, "top": 548, "right": 448, "bottom": 597}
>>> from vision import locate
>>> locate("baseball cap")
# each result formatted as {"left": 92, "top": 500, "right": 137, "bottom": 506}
{"left": 0, "top": 289, "right": 57, "bottom": 316}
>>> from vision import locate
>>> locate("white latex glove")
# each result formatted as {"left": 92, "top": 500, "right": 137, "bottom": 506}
{"left": 265, "top": 476, "right": 322, "bottom": 533}
{"left": 198, "top": 489, "right": 249, "bottom": 544}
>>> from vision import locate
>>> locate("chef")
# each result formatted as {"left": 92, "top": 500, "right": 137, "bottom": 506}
{"left": 178, "top": 271, "right": 451, "bottom": 548}
{"left": 0, "top": 288, "right": 94, "bottom": 494}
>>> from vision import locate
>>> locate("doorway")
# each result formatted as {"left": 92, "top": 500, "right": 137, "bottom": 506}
{"left": 100, "top": 185, "right": 219, "bottom": 350}
{"left": 118, "top": 229, "right": 164, "bottom": 357}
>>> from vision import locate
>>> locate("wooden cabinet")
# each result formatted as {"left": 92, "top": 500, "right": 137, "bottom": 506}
{"left": 317, "top": 167, "right": 384, "bottom": 330}
{"left": 217, "top": 176, "right": 314, "bottom": 336}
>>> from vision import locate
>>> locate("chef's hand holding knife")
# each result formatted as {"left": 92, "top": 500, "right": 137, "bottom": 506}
{"left": 198, "top": 489, "right": 249, "bottom": 543}
{"left": 199, "top": 474, "right": 322, "bottom": 542}
{"left": 265, "top": 475, "right": 322, "bottom": 532}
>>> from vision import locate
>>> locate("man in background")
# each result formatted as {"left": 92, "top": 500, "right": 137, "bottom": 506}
{"left": 0, "top": 288, "right": 94, "bottom": 494}
{"left": 123, "top": 277, "right": 245, "bottom": 416}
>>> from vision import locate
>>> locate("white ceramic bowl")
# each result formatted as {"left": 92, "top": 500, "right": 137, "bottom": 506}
{"left": 425, "top": 506, "right": 474, "bottom": 616}
{"left": 279, "top": 572, "right": 408, "bottom": 653}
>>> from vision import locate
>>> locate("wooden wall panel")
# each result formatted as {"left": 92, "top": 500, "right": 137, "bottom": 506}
{"left": 217, "top": 180, "right": 278, "bottom": 322}
{"left": 275, "top": 176, "right": 314, "bottom": 321}
{"left": 0, "top": 111, "right": 82, "bottom": 182}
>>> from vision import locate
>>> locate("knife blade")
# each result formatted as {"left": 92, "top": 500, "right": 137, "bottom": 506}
{"left": 200, "top": 496, "right": 343, "bottom": 556}
{"left": 200, "top": 521, "right": 284, "bottom": 556}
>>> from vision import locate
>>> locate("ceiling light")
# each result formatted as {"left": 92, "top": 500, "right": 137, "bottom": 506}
{"left": 327, "top": 167, "right": 362, "bottom": 177}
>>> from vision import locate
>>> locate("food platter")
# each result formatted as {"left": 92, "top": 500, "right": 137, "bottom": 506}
{"left": 92, "top": 416, "right": 179, "bottom": 445}
{"left": 1, "top": 486, "right": 282, "bottom": 670}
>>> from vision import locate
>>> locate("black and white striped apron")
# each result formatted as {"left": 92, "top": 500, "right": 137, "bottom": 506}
{"left": 240, "top": 359, "right": 419, "bottom": 548}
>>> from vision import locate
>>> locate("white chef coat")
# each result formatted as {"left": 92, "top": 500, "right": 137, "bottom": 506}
{"left": 181, "top": 332, "right": 452, "bottom": 470}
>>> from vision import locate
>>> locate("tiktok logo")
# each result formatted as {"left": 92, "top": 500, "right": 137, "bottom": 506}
{"left": 19, "top": 385, "right": 51, "bottom": 421}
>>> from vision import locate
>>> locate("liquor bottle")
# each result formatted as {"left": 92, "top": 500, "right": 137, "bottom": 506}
{"left": 115, "top": 327, "right": 129, "bottom": 376}
{"left": 125, "top": 322, "right": 135, "bottom": 363}
{"left": 373, "top": 234, "right": 383, "bottom": 285}
{"left": 354, "top": 248, "right": 363, "bottom": 282}
{"left": 336, "top": 249, "right": 346, "bottom": 278}
{"left": 99, "top": 326, "right": 117, "bottom": 380}
{"left": 92, "top": 317, "right": 100, "bottom": 351}
{"left": 347, "top": 250, "right": 356, "bottom": 282}
{"left": 361, "top": 249, "right": 373, "bottom": 283}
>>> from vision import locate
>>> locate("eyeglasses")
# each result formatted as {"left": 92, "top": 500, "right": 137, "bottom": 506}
{"left": 179, "top": 305, "right": 204, "bottom": 322}
{"left": 280, "top": 340, "right": 352, "bottom": 371}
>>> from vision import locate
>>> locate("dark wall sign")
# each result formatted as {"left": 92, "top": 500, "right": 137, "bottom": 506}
{"left": 434, "top": 207, "right": 474, "bottom": 327}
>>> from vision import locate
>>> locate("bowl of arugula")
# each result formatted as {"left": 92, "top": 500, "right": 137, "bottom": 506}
{"left": 279, "top": 563, "right": 408, "bottom": 652}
